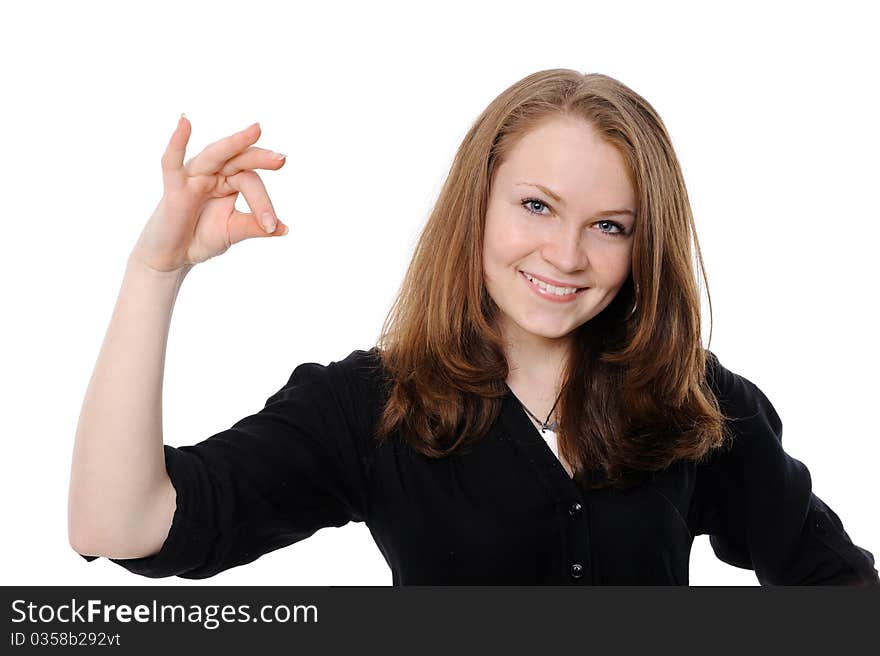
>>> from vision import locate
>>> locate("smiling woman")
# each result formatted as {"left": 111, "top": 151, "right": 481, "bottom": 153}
{"left": 71, "top": 68, "right": 879, "bottom": 586}
{"left": 484, "top": 116, "right": 637, "bottom": 353}
{"left": 375, "top": 71, "right": 718, "bottom": 488}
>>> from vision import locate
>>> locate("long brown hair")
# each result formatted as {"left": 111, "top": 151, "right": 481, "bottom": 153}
{"left": 373, "top": 68, "right": 732, "bottom": 490}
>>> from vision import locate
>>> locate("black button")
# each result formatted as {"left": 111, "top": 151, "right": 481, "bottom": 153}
{"left": 814, "top": 519, "right": 827, "bottom": 535}
{"left": 570, "top": 563, "right": 583, "bottom": 579}
{"left": 569, "top": 502, "right": 582, "bottom": 516}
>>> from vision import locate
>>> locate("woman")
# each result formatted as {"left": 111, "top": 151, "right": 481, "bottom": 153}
{"left": 69, "top": 69, "right": 879, "bottom": 585}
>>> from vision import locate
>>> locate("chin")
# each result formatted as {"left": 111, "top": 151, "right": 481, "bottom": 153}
{"left": 517, "top": 319, "right": 581, "bottom": 341}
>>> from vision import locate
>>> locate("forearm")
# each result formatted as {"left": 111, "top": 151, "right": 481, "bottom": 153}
{"left": 68, "top": 254, "right": 192, "bottom": 554}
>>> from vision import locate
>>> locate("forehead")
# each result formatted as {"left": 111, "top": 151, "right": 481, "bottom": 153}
{"left": 495, "top": 116, "right": 635, "bottom": 209}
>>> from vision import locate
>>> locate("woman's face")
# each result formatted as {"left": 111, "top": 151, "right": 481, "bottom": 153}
{"left": 482, "top": 115, "right": 637, "bottom": 349}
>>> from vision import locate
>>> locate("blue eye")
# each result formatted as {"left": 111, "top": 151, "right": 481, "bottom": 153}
{"left": 520, "top": 198, "right": 629, "bottom": 238}
{"left": 595, "top": 219, "right": 626, "bottom": 236}
{"left": 521, "top": 198, "right": 549, "bottom": 215}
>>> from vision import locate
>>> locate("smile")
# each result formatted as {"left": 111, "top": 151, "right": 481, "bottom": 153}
{"left": 519, "top": 270, "right": 587, "bottom": 303}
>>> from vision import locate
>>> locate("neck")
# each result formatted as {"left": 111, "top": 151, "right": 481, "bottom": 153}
{"left": 502, "top": 321, "right": 574, "bottom": 404}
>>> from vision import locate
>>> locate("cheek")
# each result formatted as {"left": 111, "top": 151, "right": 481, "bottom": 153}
{"left": 486, "top": 219, "right": 535, "bottom": 262}
{"left": 591, "top": 249, "right": 633, "bottom": 287}
{"left": 484, "top": 219, "right": 516, "bottom": 262}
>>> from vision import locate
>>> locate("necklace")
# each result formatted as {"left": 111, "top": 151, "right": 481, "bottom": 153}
{"left": 516, "top": 389, "right": 563, "bottom": 434}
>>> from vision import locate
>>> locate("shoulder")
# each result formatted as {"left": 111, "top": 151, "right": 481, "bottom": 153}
{"left": 279, "top": 348, "right": 385, "bottom": 389}
{"left": 325, "top": 347, "right": 389, "bottom": 397}
{"left": 702, "top": 349, "right": 786, "bottom": 465}
{"left": 328, "top": 347, "right": 386, "bottom": 379}
{"left": 303, "top": 348, "right": 389, "bottom": 430}
{"left": 705, "top": 350, "right": 780, "bottom": 427}
{"left": 266, "top": 348, "right": 388, "bottom": 421}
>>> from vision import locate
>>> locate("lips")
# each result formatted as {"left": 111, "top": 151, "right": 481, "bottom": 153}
{"left": 519, "top": 270, "right": 587, "bottom": 302}
{"left": 519, "top": 270, "right": 588, "bottom": 290}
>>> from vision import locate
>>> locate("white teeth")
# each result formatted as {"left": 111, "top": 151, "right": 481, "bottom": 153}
{"left": 523, "top": 272, "right": 578, "bottom": 295}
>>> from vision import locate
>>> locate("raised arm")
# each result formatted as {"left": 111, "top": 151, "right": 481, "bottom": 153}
{"left": 68, "top": 115, "right": 288, "bottom": 558}
{"left": 68, "top": 257, "right": 190, "bottom": 558}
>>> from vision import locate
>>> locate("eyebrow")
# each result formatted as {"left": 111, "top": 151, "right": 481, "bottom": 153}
{"left": 515, "top": 182, "right": 636, "bottom": 217}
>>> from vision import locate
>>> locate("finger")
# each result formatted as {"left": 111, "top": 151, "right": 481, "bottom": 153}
{"left": 161, "top": 114, "right": 192, "bottom": 175}
{"left": 219, "top": 146, "right": 287, "bottom": 177}
{"left": 186, "top": 122, "right": 262, "bottom": 176}
{"left": 225, "top": 169, "right": 279, "bottom": 234}
{"left": 227, "top": 209, "right": 289, "bottom": 245}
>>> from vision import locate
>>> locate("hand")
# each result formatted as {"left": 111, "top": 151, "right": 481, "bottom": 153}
{"left": 129, "top": 115, "right": 288, "bottom": 273}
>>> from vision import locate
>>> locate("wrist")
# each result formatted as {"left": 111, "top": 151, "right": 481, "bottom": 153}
{"left": 126, "top": 253, "right": 193, "bottom": 282}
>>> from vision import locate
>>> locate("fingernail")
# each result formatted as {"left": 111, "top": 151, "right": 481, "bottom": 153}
{"left": 260, "top": 212, "right": 276, "bottom": 233}
{"left": 272, "top": 152, "right": 287, "bottom": 160}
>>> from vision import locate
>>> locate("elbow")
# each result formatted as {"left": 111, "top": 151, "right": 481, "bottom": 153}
{"left": 69, "top": 527, "right": 100, "bottom": 558}
{"left": 68, "top": 505, "right": 110, "bottom": 557}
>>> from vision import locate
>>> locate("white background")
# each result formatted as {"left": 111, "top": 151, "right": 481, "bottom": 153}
{"left": 1, "top": 0, "right": 877, "bottom": 586}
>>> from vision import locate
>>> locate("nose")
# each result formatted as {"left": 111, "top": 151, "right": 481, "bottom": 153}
{"left": 540, "top": 223, "right": 588, "bottom": 274}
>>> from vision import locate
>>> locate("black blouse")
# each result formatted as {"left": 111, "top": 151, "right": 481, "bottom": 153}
{"left": 79, "top": 348, "right": 879, "bottom": 585}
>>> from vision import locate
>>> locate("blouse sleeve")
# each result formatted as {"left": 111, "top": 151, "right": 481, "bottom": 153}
{"left": 76, "top": 354, "right": 371, "bottom": 579}
{"left": 692, "top": 351, "right": 879, "bottom": 586}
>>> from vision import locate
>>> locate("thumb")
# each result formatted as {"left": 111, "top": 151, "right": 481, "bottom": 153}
{"left": 228, "top": 211, "right": 288, "bottom": 245}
